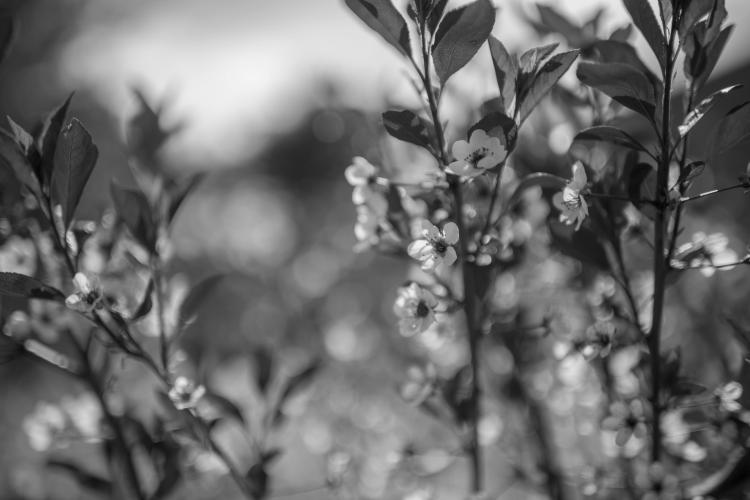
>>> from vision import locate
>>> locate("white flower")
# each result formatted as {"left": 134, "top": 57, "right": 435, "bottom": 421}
{"left": 0, "top": 236, "right": 36, "bottom": 275}
{"left": 23, "top": 402, "right": 66, "bottom": 451}
{"left": 353, "top": 204, "right": 399, "bottom": 253}
{"left": 447, "top": 129, "right": 506, "bottom": 178}
{"left": 715, "top": 381, "right": 743, "bottom": 413}
{"left": 345, "top": 156, "right": 387, "bottom": 214}
{"left": 393, "top": 283, "right": 439, "bottom": 337}
{"left": 553, "top": 161, "right": 589, "bottom": 230}
{"left": 65, "top": 272, "right": 102, "bottom": 313}
{"left": 400, "top": 363, "right": 437, "bottom": 405}
{"left": 407, "top": 220, "right": 459, "bottom": 271}
{"left": 168, "top": 376, "right": 206, "bottom": 410}
{"left": 672, "top": 232, "right": 738, "bottom": 277}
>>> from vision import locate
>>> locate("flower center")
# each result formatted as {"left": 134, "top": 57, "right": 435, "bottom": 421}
{"left": 433, "top": 240, "right": 447, "bottom": 254}
{"left": 415, "top": 300, "right": 430, "bottom": 318}
{"left": 465, "top": 147, "right": 489, "bottom": 166}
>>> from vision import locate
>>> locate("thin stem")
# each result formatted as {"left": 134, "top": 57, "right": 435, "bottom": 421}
{"left": 680, "top": 184, "right": 745, "bottom": 203}
{"left": 649, "top": 17, "right": 678, "bottom": 465}
{"left": 478, "top": 166, "right": 504, "bottom": 249}
{"left": 418, "top": 22, "right": 482, "bottom": 493}
{"left": 152, "top": 259, "right": 169, "bottom": 372}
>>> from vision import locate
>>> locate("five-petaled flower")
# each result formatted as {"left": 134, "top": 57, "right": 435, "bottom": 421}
{"left": 407, "top": 220, "right": 459, "bottom": 271}
{"left": 715, "top": 381, "right": 743, "bottom": 412}
{"left": 553, "top": 161, "right": 589, "bottom": 230}
{"left": 168, "top": 376, "right": 206, "bottom": 411}
{"left": 65, "top": 273, "right": 103, "bottom": 313}
{"left": 393, "top": 282, "right": 439, "bottom": 337}
{"left": 447, "top": 129, "right": 506, "bottom": 178}
{"left": 345, "top": 156, "right": 388, "bottom": 214}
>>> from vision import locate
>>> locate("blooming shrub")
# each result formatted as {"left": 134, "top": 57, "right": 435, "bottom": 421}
{"left": 1, "top": 0, "right": 750, "bottom": 499}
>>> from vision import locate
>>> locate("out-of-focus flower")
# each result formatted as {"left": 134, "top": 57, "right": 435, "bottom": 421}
{"left": 23, "top": 402, "right": 67, "bottom": 451}
{"left": 715, "top": 381, "right": 743, "bottom": 412}
{"left": 0, "top": 236, "right": 37, "bottom": 275}
{"left": 345, "top": 157, "right": 388, "bottom": 214}
{"left": 447, "top": 129, "right": 506, "bottom": 178}
{"left": 65, "top": 273, "right": 103, "bottom": 313}
{"left": 168, "top": 376, "right": 206, "bottom": 410}
{"left": 553, "top": 161, "right": 589, "bottom": 230}
{"left": 637, "top": 462, "right": 681, "bottom": 500}
{"left": 399, "top": 363, "right": 437, "bottom": 405}
{"left": 602, "top": 399, "right": 647, "bottom": 449}
{"left": 3, "top": 310, "right": 32, "bottom": 341}
{"left": 353, "top": 204, "right": 399, "bottom": 253}
{"left": 671, "top": 232, "right": 738, "bottom": 276}
{"left": 393, "top": 283, "right": 438, "bottom": 337}
{"left": 407, "top": 221, "right": 458, "bottom": 271}
{"left": 60, "top": 393, "right": 103, "bottom": 442}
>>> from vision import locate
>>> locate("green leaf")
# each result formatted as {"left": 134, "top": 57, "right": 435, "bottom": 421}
{"left": 382, "top": 109, "right": 434, "bottom": 152}
{"left": 278, "top": 360, "right": 321, "bottom": 408}
{"left": 167, "top": 174, "right": 203, "bottom": 226}
{"left": 626, "top": 162, "right": 656, "bottom": 218}
{"left": 110, "top": 181, "right": 157, "bottom": 252}
{"left": 51, "top": 119, "right": 99, "bottom": 229}
{"left": 549, "top": 219, "right": 610, "bottom": 271}
{"left": 0, "top": 272, "right": 64, "bottom": 301}
{"left": 467, "top": 112, "right": 517, "bottom": 150}
{"left": 505, "top": 172, "right": 566, "bottom": 211}
{"left": 38, "top": 93, "right": 74, "bottom": 187}
{"left": 576, "top": 62, "right": 656, "bottom": 120}
{"left": 176, "top": 275, "right": 225, "bottom": 333}
{"left": 574, "top": 125, "right": 649, "bottom": 153}
{"left": 0, "top": 14, "right": 15, "bottom": 65}
{"left": 690, "top": 25, "right": 733, "bottom": 90}
{"left": 47, "top": 459, "right": 112, "bottom": 494}
{"left": 678, "top": 84, "right": 742, "bottom": 137}
{"left": 622, "top": 0, "right": 666, "bottom": 70}
{"left": 679, "top": 0, "right": 721, "bottom": 42}
{"left": 584, "top": 40, "right": 656, "bottom": 82}
{"left": 518, "top": 43, "right": 558, "bottom": 75}
{"left": 127, "top": 89, "right": 173, "bottom": 170}
{"left": 345, "top": 0, "right": 411, "bottom": 58}
{"left": 431, "top": 0, "right": 495, "bottom": 84}
{"left": 0, "top": 129, "right": 42, "bottom": 199}
{"left": 519, "top": 49, "right": 579, "bottom": 123}
{"left": 426, "top": 0, "right": 449, "bottom": 34}
{"left": 6, "top": 116, "right": 34, "bottom": 153}
{"left": 252, "top": 346, "right": 274, "bottom": 395}
{"left": 488, "top": 36, "right": 517, "bottom": 112}
{"left": 708, "top": 101, "right": 750, "bottom": 156}
{"left": 536, "top": 5, "right": 586, "bottom": 47}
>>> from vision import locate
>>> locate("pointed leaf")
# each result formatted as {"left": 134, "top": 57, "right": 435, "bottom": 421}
{"left": 574, "top": 125, "right": 649, "bottom": 153}
{"left": 692, "top": 25, "right": 733, "bottom": 90}
{"left": 110, "top": 182, "right": 157, "bottom": 252}
{"left": 382, "top": 109, "right": 434, "bottom": 151}
{"left": 426, "top": 0, "right": 449, "bottom": 35}
{"left": 518, "top": 43, "right": 558, "bottom": 75}
{"left": 278, "top": 359, "right": 321, "bottom": 407}
{"left": 51, "top": 119, "right": 99, "bottom": 229}
{"left": 622, "top": 0, "right": 666, "bottom": 70}
{"left": 0, "top": 272, "right": 64, "bottom": 301}
{"left": 6, "top": 116, "right": 34, "bottom": 153}
{"left": 577, "top": 62, "right": 656, "bottom": 120}
{"left": 431, "top": 0, "right": 495, "bottom": 84}
{"left": 167, "top": 174, "right": 203, "bottom": 226}
{"left": 678, "top": 84, "right": 742, "bottom": 137}
{"left": 549, "top": 219, "right": 610, "bottom": 271}
{"left": 709, "top": 101, "right": 750, "bottom": 156}
{"left": 488, "top": 36, "right": 517, "bottom": 112}
{"left": 345, "top": 0, "right": 411, "bottom": 57}
{"left": 0, "top": 129, "right": 42, "bottom": 198}
{"left": 38, "top": 93, "right": 74, "bottom": 186}
{"left": 177, "top": 275, "right": 225, "bottom": 332}
{"left": 519, "top": 49, "right": 579, "bottom": 123}
{"left": 0, "top": 14, "right": 14, "bottom": 64}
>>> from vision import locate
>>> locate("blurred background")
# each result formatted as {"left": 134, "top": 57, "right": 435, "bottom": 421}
{"left": 2, "top": 0, "right": 750, "bottom": 498}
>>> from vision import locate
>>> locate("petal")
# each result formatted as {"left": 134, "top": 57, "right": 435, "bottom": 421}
{"left": 442, "top": 247, "right": 457, "bottom": 267}
{"left": 446, "top": 160, "right": 472, "bottom": 177}
{"left": 72, "top": 273, "right": 90, "bottom": 294}
{"left": 408, "top": 240, "right": 431, "bottom": 259}
{"left": 451, "top": 139, "right": 471, "bottom": 160}
{"left": 468, "top": 129, "right": 490, "bottom": 147}
{"left": 552, "top": 192, "right": 565, "bottom": 210}
{"left": 420, "top": 220, "right": 440, "bottom": 240}
{"left": 571, "top": 161, "right": 587, "bottom": 189}
{"left": 442, "top": 222, "right": 459, "bottom": 245}
{"left": 399, "top": 318, "right": 421, "bottom": 337}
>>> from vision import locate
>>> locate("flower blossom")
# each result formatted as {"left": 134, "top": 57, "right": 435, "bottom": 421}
{"left": 393, "top": 283, "right": 439, "bottom": 337}
{"left": 407, "top": 220, "right": 459, "bottom": 271}
{"left": 344, "top": 156, "right": 387, "bottom": 214}
{"left": 65, "top": 272, "right": 103, "bottom": 313}
{"left": 553, "top": 161, "right": 589, "bottom": 230}
{"left": 671, "top": 232, "right": 738, "bottom": 277}
{"left": 715, "top": 381, "right": 743, "bottom": 412}
{"left": 168, "top": 376, "right": 206, "bottom": 410}
{"left": 447, "top": 129, "right": 506, "bottom": 178}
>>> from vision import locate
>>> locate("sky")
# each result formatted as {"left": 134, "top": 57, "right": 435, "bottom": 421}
{"left": 58, "top": 0, "right": 750, "bottom": 166}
